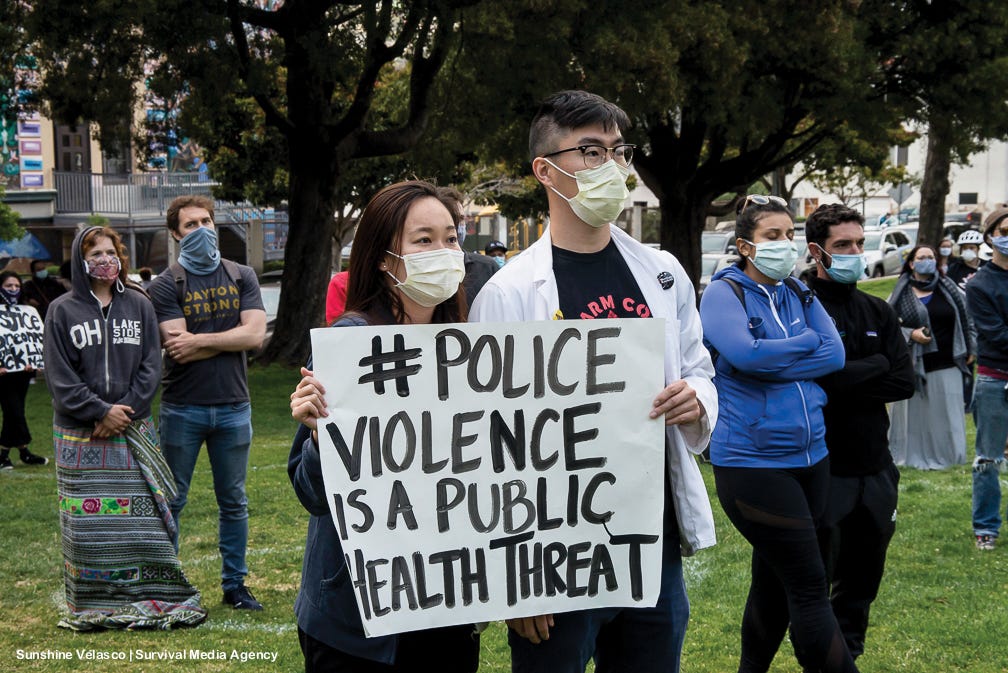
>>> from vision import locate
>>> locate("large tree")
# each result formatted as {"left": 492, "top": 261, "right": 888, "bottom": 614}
{"left": 29, "top": 0, "right": 472, "bottom": 363}
{"left": 431, "top": 1, "right": 902, "bottom": 284}
{"left": 594, "top": 1, "right": 895, "bottom": 282}
{"left": 862, "top": 1, "right": 1008, "bottom": 247}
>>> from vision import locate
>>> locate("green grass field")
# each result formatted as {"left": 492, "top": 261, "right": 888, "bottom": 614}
{"left": 2, "top": 353, "right": 1006, "bottom": 672}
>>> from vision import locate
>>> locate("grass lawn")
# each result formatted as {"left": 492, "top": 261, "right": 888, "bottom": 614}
{"left": 3, "top": 360, "right": 1007, "bottom": 671}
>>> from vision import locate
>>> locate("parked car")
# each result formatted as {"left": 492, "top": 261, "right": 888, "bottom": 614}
{"left": 791, "top": 234, "right": 818, "bottom": 283}
{"left": 698, "top": 252, "right": 738, "bottom": 295}
{"left": 254, "top": 280, "right": 281, "bottom": 357}
{"left": 702, "top": 230, "right": 737, "bottom": 255}
{"left": 863, "top": 228, "right": 913, "bottom": 277}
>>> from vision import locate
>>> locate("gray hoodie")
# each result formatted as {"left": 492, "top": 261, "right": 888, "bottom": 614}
{"left": 43, "top": 227, "right": 162, "bottom": 428}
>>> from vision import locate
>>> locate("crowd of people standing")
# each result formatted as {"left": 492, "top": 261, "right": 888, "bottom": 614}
{"left": 2, "top": 88, "right": 1005, "bottom": 673}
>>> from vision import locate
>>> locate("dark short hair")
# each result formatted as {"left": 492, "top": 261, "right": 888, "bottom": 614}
{"left": 344, "top": 180, "right": 466, "bottom": 325}
{"left": 804, "top": 203, "right": 864, "bottom": 248}
{"left": 166, "top": 195, "right": 215, "bottom": 234}
{"left": 138, "top": 266, "right": 153, "bottom": 280}
{"left": 529, "top": 90, "right": 631, "bottom": 161}
{"left": 0, "top": 270, "right": 21, "bottom": 287}
{"left": 30, "top": 259, "right": 49, "bottom": 271}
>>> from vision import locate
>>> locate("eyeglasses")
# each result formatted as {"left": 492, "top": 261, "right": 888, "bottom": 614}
{"left": 737, "top": 194, "right": 789, "bottom": 214}
{"left": 542, "top": 144, "right": 635, "bottom": 169}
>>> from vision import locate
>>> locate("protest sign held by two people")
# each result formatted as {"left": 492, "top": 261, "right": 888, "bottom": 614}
{"left": 309, "top": 318, "right": 665, "bottom": 637}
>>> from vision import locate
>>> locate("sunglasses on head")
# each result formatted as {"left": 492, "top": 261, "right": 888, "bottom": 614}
{"left": 738, "top": 194, "right": 789, "bottom": 214}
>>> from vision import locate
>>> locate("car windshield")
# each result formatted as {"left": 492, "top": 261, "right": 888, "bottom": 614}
{"left": 864, "top": 233, "right": 882, "bottom": 249}
{"left": 701, "top": 256, "right": 719, "bottom": 275}
{"left": 260, "top": 285, "right": 281, "bottom": 320}
{"left": 702, "top": 233, "right": 728, "bottom": 253}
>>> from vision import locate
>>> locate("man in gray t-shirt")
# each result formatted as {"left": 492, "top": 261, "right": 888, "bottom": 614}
{"left": 149, "top": 195, "right": 266, "bottom": 610}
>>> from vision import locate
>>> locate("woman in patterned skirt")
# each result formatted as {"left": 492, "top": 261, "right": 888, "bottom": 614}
{"left": 42, "top": 226, "right": 206, "bottom": 630}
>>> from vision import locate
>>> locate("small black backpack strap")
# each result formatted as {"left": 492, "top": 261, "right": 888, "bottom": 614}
{"left": 782, "top": 276, "right": 815, "bottom": 308}
{"left": 168, "top": 261, "right": 187, "bottom": 306}
{"left": 221, "top": 258, "right": 243, "bottom": 287}
{"left": 721, "top": 276, "right": 746, "bottom": 309}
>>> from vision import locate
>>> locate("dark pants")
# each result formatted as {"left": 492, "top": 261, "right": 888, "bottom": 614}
{"left": 714, "top": 460, "right": 858, "bottom": 673}
{"left": 820, "top": 464, "right": 899, "bottom": 659}
{"left": 507, "top": 536, "right": 689, "bottom": 673}
{"left": 0, "top": 370, "right": 33, "bottom": 448}
{"left": 298, "top": 626, "right": 479, "bottom": 673}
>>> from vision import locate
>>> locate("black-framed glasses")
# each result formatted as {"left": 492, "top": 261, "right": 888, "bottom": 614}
{"left": 737, "top": 193, "right": 789, "bottom": 214}
{"left": 542, "top": 144, "right": 635, "bottom": 169}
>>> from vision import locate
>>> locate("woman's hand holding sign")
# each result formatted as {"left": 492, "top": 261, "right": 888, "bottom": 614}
{"left": 291, "top": 367, "right": 329, "bottom": 433}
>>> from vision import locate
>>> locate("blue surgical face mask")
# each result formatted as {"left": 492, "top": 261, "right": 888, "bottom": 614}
{"left": 743, "top": 239, "right": 798, "bottom": 281}
{"left": 34, "top": 269, "right": 48, "bottom": 280}
{"left": 913, "top": 258, "right": 937, "bottom": 275}
{"left": 815, "top": 245, "right": 865, "bottom": 284}
{"left": 493, "top": 255, "right": 506, "bottom": 268}
{"left": 992, "top": 235, "right": 1008, "bottom": 256}
{"left": 177, "top": 225, "right": 221, "bottom": 275}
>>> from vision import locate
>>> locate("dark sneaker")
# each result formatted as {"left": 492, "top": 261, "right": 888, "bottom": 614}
{"left": 976, "top": 534, "right": 995, "bottom": 551}
{"left": 223, "top": 584, "right": 263, "bottom": 610}
{"left": 19, "top": 449, "right": 48, "bottom": 466}
{"left": 0, "top": 456, "right": 12, "bottom": 471}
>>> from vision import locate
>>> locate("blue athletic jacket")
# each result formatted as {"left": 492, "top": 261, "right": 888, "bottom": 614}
{"left": 699, "top": 265, "right": 845, "bottom": 468}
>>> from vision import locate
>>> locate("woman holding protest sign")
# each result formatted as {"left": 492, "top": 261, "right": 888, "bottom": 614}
{"left": 289, "top": 180, "right": 478, "bottom": 673}
{"left": 0, "top": 270, "right": 48, "bottom": 470}
{"left": 42, "top": 226, "right": 205, "bottom": 630}
{"left": 699, "top": 195, "right": 851, "bottom": 672}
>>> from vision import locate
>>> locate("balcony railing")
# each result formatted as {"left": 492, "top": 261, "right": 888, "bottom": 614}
{"left": 53, "top": 171, "right": 219, "bottom": 217}
{"left": 52, "top": 171, "right": 289, "bottom": 261}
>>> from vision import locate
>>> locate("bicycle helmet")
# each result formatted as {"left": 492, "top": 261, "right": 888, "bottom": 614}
{"left": 957, "top": 229, "right": 983, "bottom": 245}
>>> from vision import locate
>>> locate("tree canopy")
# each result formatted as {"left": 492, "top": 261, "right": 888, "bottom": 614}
{"left": 863, "top": 0, "right": 1008, "bottom": 245}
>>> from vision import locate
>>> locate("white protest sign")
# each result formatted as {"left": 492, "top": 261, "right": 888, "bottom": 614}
{"left": 310, "top": 318, "right": 666, "bottom": 637}
{"left": 0, "top": 304, "right": 44, "bottom": 371}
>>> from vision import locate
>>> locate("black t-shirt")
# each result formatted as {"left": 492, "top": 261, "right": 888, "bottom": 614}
{"left": 148, "top": 262, "right": 264, "bottom": 405}
{"left": 551, "top": 240, "right": 679, "bottom": 538}
{"left": 920, "top": 290, "right": 956, "bottom": 372}
{"left": 552, "top": 240, "right": 652, "bottom": 320}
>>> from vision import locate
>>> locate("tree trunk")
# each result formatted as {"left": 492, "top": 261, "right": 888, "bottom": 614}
{"left": 658, "top": 187, "right": 711, "bottom": 293}
{"left": 917, "top": 118, "right": 953, "bottom": 248}
{"left": 261, "top": 163, "right": 339, "bottom": 365}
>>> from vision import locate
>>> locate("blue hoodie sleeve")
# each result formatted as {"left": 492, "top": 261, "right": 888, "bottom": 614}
{"left": 700, "top": 280, "right": 844, "bottom": 380}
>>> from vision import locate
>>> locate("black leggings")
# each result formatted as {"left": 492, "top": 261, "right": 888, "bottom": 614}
{"left": 713, "top": 460, "right": 858, "bottom": 673}
{"left": 0, "top": 370, "right": 32, "bottom": 448}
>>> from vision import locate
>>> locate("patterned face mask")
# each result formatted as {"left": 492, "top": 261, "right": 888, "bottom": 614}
{"left": 85, "top": 255, "right": 121, "bottom": 281}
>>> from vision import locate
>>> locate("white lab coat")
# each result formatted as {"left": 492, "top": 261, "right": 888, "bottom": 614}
{"left": 470, "top": 224, "right": 718, "bottom": 555}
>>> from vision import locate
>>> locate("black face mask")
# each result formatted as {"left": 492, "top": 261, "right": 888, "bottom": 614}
{"left": 1, "top": 288, "right": 20, "bottom": 305}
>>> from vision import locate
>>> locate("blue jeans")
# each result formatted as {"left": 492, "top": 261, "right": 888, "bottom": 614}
{"left": 508, "top": 538, "right": 689, "bottom": 673}
{"left": 972, "top": 375, "right": 1008, "bottom": 537}
{"left": 160, "top": 401, "right": 253, "bottom": 591}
